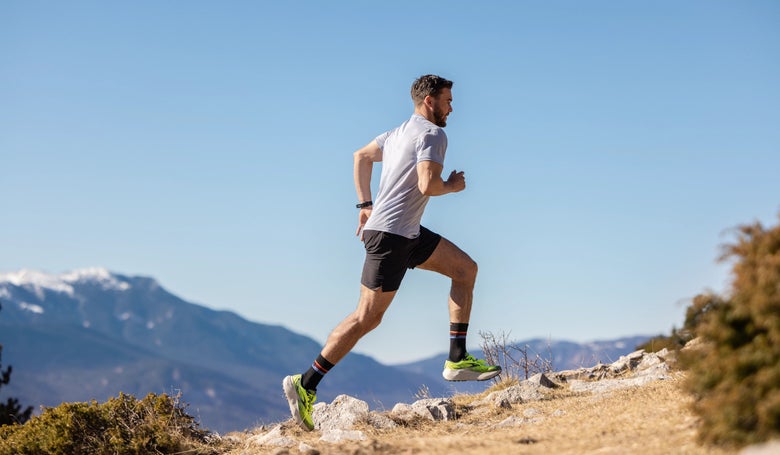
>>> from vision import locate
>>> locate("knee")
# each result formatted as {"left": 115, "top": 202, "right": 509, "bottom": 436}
{"left": 467, "top": 259, "right": 478, "bottom": 282}
{"left": 353, "top": 310, "right": 384, "bottom": 333}
{"left": 455, "top": 257, "right": 478, "bottom": 285}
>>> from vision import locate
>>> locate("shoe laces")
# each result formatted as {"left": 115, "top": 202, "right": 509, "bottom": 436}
{"left": 463, "top": 353, "right": 486, "bottom": 365}
{"left": 303, "top": 389, "right": 316, "bottom": 409}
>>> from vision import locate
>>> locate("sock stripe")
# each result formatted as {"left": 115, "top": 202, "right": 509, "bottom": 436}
{"left": 312, "top": 360, "right": 330, "bottom": 375}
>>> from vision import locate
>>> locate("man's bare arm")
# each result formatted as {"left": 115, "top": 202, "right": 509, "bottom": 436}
{"left": 417, "top": 160, "right": 465, "bottom": 196}
{"left": 354, "top": 141, "right": 382, "bottom": 236}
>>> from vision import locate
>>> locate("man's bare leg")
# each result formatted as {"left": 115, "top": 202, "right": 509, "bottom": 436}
{"left": 283, "top": 285, "right": 396, "bottom": 430}
{"left": 320, "top": 285, "right": 397, "bottom": 365}
{"left": 418, "top": 236, "right": 500, "bottom": 381}
{"left": 417, "top": 237, "right": 478, "bottom": 324}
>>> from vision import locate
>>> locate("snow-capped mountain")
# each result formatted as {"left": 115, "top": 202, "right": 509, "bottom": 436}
{"left": 1, "top": 267, "right": 130, "bottom": 295}
{"left": 0, "top": 268, "right": 132, "bottom": 324}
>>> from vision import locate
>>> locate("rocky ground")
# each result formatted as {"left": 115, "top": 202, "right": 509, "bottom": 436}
{"left": 214, "top": 348, "right": 776, "bottom": 455}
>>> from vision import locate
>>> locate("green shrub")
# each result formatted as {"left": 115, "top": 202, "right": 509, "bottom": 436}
{"left": 638, "top": 327, "right": 694, "bottom": 354}
{"left": 639, "top": 287, "right": 720, "bottom": 355}
{"left": 681, "top": 214, "right": 780, "bottom": 447}
{"left": 0, "top": 392, "right": 218, "bottom": 455}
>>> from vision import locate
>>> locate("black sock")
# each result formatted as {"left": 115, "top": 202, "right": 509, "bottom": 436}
{"left": 449, "top": 322, "right": 469, "bottom": 362}
{"left": 300, "top": 354, "right": 335, "bottom": 391}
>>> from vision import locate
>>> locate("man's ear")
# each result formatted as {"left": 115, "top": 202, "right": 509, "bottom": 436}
{"left": 423, "top": 95, "right": 435, "bottom": 110}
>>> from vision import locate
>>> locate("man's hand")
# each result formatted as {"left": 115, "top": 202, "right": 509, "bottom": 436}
{"left": 445, "top": 170, "right": 466, "bottom": 193}
{"left": 356, "top": 207, "right": 372, "bottom": 239}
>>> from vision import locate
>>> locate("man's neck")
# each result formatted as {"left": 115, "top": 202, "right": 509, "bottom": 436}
{"left": 414, "top": 106, "right": 435, "bottom": 124}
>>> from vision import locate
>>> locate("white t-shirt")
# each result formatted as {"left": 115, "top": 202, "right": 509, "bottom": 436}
{"left": 362, "top": 114, "right": 448, "bottom": 239}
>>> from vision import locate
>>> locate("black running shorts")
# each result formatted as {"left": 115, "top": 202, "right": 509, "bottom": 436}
{"left": 360, "top": 226, "right": 442, "bottom": 292}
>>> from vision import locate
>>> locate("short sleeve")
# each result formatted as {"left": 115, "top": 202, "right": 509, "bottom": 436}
{"left": 374, "top": 130, "right": 391, "bottom": 150}
{"left": 416, "top": 128, "right": 447, "bottom": 165}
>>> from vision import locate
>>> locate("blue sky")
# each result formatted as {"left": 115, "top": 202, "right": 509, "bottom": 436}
{"left": 2, "top": 1, "right": 779, "bottom": 363}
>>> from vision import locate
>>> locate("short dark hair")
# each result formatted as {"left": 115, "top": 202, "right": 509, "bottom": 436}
{"left": 411, "top": 74, "right": 453, "bottom": 105}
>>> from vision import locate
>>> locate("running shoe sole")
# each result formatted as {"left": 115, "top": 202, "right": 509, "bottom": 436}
{"left": 442, "top": 368, "right": 502, "bottom": 381}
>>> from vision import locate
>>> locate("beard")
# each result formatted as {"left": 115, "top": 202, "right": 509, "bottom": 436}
{"left": 433, "top": 105, "right": 448, "bottom": 127}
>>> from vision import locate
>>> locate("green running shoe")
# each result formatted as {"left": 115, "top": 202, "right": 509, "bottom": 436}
{"left": 442, "top": 353, "right": 502, "bottom": 381}
{"left": 282, "top": 374, "right": 316, "bottom": 431}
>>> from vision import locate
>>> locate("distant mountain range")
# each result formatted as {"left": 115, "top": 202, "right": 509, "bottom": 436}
{"left": 0, "top": 268, "right": 654, "bottom": 433}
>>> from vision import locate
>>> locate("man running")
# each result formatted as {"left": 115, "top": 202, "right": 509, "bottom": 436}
{"left": 283, "top": 74, "right": 500, "bottom": 431}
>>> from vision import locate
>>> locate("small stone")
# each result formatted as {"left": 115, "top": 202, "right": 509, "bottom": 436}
{"left": 528, "top": 372, "right": 561, "bottom": 389}
{"left": 246, "top": 425, "right": 296, "bottom": 448}
{"left": 367, "top": 411, "right": 398, "bottom": 429}
{"left": 312, "top": 394, "right": 370, "bottom": 431}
